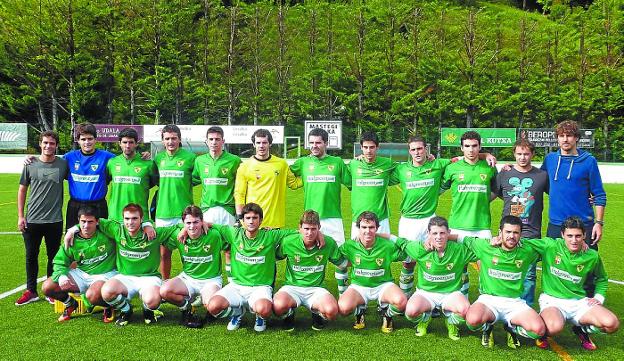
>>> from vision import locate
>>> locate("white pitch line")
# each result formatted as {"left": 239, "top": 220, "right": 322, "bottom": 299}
{"left": 0, "top": 232, "right": 20, "bottom": 235}
{"left": 536, "top": 266, "right": 624, "bottom": 286}
{"left": 0, "top": 276, "right": 46, "bottom": 300}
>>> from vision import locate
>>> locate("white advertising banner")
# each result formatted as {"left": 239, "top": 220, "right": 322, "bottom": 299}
{"left": 143, "top": 125, "right": 284, "bottom": 144}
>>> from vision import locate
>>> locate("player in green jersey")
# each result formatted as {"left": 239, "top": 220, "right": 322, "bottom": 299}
{"left": 43, "top": 206, "right": 117, "bottom": 322}
{"left": 107, "top": 128, "right": 157, "bottom": 221}
{"left": 160, "top": 205, "right": 228, "bottom": 328}
{"left": 521, "top": 217, "right": 619, "bottom": 351}
{"left": 338, "top": 211, "right": 407, "bottom": 333}
{"left": 154, "top": 124, "right": 196, "bottom": 279}
{"left": 464, "top": 216, "right": 545, "bottom": 349}
{"left": 273, "top": 210, "right": 348, "bottom": 331}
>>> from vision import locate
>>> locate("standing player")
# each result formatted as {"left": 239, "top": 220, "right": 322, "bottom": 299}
{"left": 107, "top": 127, "right": 157, "bottom": 221}
{"left": 273, "top": 210, "right": 348, "bottom": 331}
{"left": 338, "top": 212, "right": 407, "bottom": 333}
{"left": 160, "top": 206, "right": 228, "bottom": 328}
{"left": 16, "top": 131, "right": 68, "bottom": 306}
{"left": 234, "top": 128, "right": 300, "bottom": 229}
{"left": 521, "top": 216, "right": 619, "bottom": 351}
{"left": 42, "top": 206, "right": 116, "bottom": 322}
{"left": 464, "top": 216, "right": 545, "bottom": 349}
{"left": 154, "top": 124, "right": 196, "bottom": 279}
{"left": 494, "top": 139, "right": 548, "bottom": 306}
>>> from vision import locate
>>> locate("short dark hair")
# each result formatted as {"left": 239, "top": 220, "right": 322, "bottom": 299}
{"left": 428, "top": 216, "right": 449, "bottom": 232}
{"left": 77, "top": 206, "right": 98, "bottom": 221}
{"left": 242, "top": 202, "right": 263, "bottom": 220}
{"left": 356, "top": 211, "right": 379, "bottom": 228}
{"left": 206, "top": 126, "right": 224, "bottom": 139}
{"left": 561, "top": 216, "right": 586, "bottom": 235}
{"left": 512, "top": 138, "right": 535, "bottom": 153}
{"left": 182, "top": 205, "right": 203, "bottom": 221}
{"left": 40, "top": 130, "right": 59, "bottom": 144}
{"left": 118, "top": 127, "right": 138, "bottom": 142}
{"left": 461, "top": 131, "right": 481, "bottom": 146}
{"left": 499, "top": 215, "right": 522, "bottom": 230}
{"left": 309, "top": 128, "right": 328, "bottom": 143}
{"left": 555, "top": 120, "right": 581, "bottom": 139}
{"left": 252, "top": 128, "right": 273, "bottom": 144}
{"left": 161, "top": 124, "right": 181, "bottom": 139}
{"left": 360, "top": 131, "right": 379, "bottom": 146}
{"left": 299, "top": 210, "right": 320, "bottom": 226}
{"left": 122, "top": 203, "right": 143, "bottom": 218}
{"left": 75, "top": 123, "right": 97, "bottom": 141}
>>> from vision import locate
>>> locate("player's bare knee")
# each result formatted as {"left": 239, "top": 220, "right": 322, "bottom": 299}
{"left": 41, "top": 278, "right": 56, "bottom": 297}
{"left": 320, "top": 302, "right": 339, "bottom": 320}
{"left": 208, "top": 296, "right": 227, "bottom": 315}
{"left": 545, "top": 319, "right": 564, "bottom": 335}
{"left": 601, "top": 316, "right": 620, "bottom": 333}
{"left": 254, "top": 301, "right": 272, "bottom": 319}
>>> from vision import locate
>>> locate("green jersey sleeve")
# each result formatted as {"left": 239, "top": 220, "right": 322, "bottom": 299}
{"left": 51, "top": 247, "right": 73, "bottom": 282}
{"left": 593, "top": 258, "right": 609, "bottom": 300}
{"left": 521, "top": 237, "right": 557, "bottom": 254}
{"left": 97, "top": 218, "right": 123, "bottom": 239}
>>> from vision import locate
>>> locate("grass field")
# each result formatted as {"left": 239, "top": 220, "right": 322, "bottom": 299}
{"left": 0, "top": 174, "right": 622, "bottom": 360}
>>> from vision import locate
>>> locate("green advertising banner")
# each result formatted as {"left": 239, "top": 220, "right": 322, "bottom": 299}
{"left": 441, "top": 128, "right": 516, "bottom": 148}
{"left": 0, "top": 123, "right": 28, "bottom": 150}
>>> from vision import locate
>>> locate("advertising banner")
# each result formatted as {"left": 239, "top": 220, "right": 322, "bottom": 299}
{"left": 143, "top": 125, "right": 285, "bottom": 144}
{"left": 518, "top": 128, "right": 595, "bottom": 148}
{"left": 0, "top": 123, "right": 27, "bottom": 149}
{"left": 304, "top": 120, "right": 342, "bottom": 149}
{"left": 94, "top": 124, "right": 144, "bottom": 143}
{"left": 441, "top": 128, "right": 516, "bottom": 147}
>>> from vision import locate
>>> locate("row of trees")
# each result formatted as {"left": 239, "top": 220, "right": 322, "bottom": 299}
{"left": 1, "top": 0, "right": 623, "bottom": 159}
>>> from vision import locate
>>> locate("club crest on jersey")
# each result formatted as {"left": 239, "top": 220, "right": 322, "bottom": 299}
{"left": 78, "top": 251, "right": 85, "bottom": 261}
{"left": 74, "top": 162, "right": 80, "bottom": 170}
{"left": 355, "top": 255, "right": 361, "bottom": 265}
{"left": 446, "top": 262, "right": 454, "bottom": 270}
{"left": 120, "top": 238, "right": 127, "bottom": 246}
{"left": 425, "top": 169, "right": 432, "bottom": 175}
{"left": 374, "top": 169, "right": 383, "bottom": 175}
{"left": 184, "top": 245, "right": 189, "bottom": 253}
{"left": 90, "top": 164, "right": 98, "bottom": 171}
{"left": 309, "top": 164, "right": 315, "bottom": 171}
{"left": 255, "top": 173, "right": 261, "bottom": 180}
{"left": 138, "top": 241, "right": 148, "bottom": 249}
{"left": 98, "top": 245, "right": 106, "bottom": 253}
{"left": 204, "top": 166, "right": 210, "bottom": 173}
{"left": 238, "top": 243, "right": 244, "bottom": 250}
{"left": 274, "top": 170, "right": 280, "bottom": 176}
{"left": 515, "top": 260, "right": 523, "bottom": 268}
{"left": 203, "top": 245, "right": 211, "bottom": 252}
{"left": 221, "top": 167, "right": 229, "bottom": 175}
{"left": 177, "top": 160, "right": 185, "bottom": 167}
{"left": 327, "top": 165, "right": 335, "bottom": 172}
{"left": 458, "top": 173, "right": 464, "bottom": 181}
{"left": 425, "top": 261, "right": 432, "bottom": 270}
{"left": 115, "top": 164, "right": 121, "bottom": 172}
{"left": 492, "top": 256, "right": 499, "bottom": 265}
{"left": 316, "top": 255, "right": 323, "bottom": 263}
{"left": 479, "top": 173, "right": 487, "bottom": 181}
{"left": 375, "top": 258, "right": 384, "bottom": 266}
{"left": 406, "top": 171, "right": 412, "bottom": 177}
{"left": 294, "top": 254, "right": 301, "bottom": 263}
{"left": 357, "top": 168, "right": 363, "bottom": 175}
{"left": 160, "top": 160, "right": 165, "bottom": 167}
{"left": 555, "top": 255, "right": 562, "bottom": 265}
{"left": 577, "top": 264, "right": 585, "bottom": 272}
{"left": 134, "top": 167, "right": 141, "bottom": 173}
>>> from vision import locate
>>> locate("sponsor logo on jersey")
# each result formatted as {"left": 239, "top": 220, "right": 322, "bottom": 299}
{"left": 159, "top": 170, "right": 184, "bottom": 178}
{"left": 354, "top": 268, "right": 384, "bottom": 278}
{"left": 292, "top": 264, "right": 324, "bottom": 273}
{"left": 115, "top": 164, "right": 121, "bottom": 172}
{"left": 91, "top": 164, "right": 99, "bottom": 171}
{"left": 134, "top": 167, "right": 142, "bottom": 173}
{"left": 405, "top": 179, "right": 435, "bottom": 189}
{"left": 71, "top": 173, "right": 100, "bottom": 183}
{"left": 425, "top": 261, "right": 432, "bottom": 270}
{"left": 177, "top": 160, "right": 185, "bottom": 167}
{"left": 355, "top": 179, "right": 384, "bottom": 187}
{"left": 98, "top": 245, "right": 106, "bottom": 252}
{"left": 315, "top": 255, "right": 323, "bottom": 263}
{"left": 375, "top": 258, "right": 384, "bottom": 266}
{"left": 577, "top": 264, "right": 585, "bottom": 272}
{"left": 492, "top": 257, "right": 499, "bottom": 265}
{"left": 307, "top": 175, "right": 336, "bottom": 183}
{"left": 113, "top": 176, "right": 141, "bottom": 184}
{"left": 446, "top": 262, "right": 454, "bottom": 270}
{"left": 81, "top": 253, "right": 108, "bottom": 265}
{"left": 515, "top": 260, "right": 524, "bottom": 268}
{"left": 221, "top": 167, "right": 229, "bottom": 175}
{"left": 550, "top": 266, "right": 582, "bottom": 283}
{"left": 235, "top": 253, "right": 265, "bottom": 265}
{"left": 327, "top": 165, "right": 335, "bottom": 172}
{"left": 555, "top": 255, "right": 562, "bottom": 264}
{"left": 294, "top": 254, "right": 301, "bottom": 263}
{"left": 488, "top": 268, "right": 522, "bottom": 281}
{"left": 458, "top": 184, "right": 487, "bottom": 193}
{"left": 423, "top": 271, "right": 455, "bottom": 282}
{"left": 183, "top": 255, "right": 213, "bottom": 264}
{"left": 203, "top": 178, "right": 228, "bottom": 186}
{"left": 119, "top": 249, "right": 150, "bottom": 260}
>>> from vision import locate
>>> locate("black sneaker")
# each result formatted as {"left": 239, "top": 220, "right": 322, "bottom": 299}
{"left": 353, "top": 312, "right": 365, "bottom": 330}
{"left": 181, "top": 309, "right": 203, "bottom": 329}
{"left": 283, "top": 311, "right": 295, "bottom": 332}
{"left": 115, "top": 308, "right": 133, "bottom": 327}
{"left": 311, "top": 313, "right": 326, "bottom": 331}
{"left": 381, "top": 315, "right": 394, "bottom": 333}
{"left": 143, "top": 308, "right": 163, "bottom": 325}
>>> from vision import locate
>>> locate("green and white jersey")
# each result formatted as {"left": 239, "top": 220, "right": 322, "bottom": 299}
{"left": 523, "top": 237, "right": 608, "bottom": 301}
{"left": 96, "top": 219, "right": 177, "bottom": 277}
{"left": 168, "top": 225, "right": 229, "bottom": 280}
{"left": 349, "top": 157, "right": 397, "bottom": 221}
{"left": 51, "top": 231, "right": 116, "bottom": 282}
{"left": 391, "top": 159, "right": 451, "bottom": 219}
{"left": 396, "top": 238, "right": 476, "bottom": 294}
{"left": 340, "top": 236, "right": 406, "bottom": 287}
{"left": 277, "top": 234, "right": 347, "bottom": 288}
{"left": 464, "top": 237, "right": 539, "bottom": 298}
{"left": 155, "top": 148, "right": 196, "bottom": 219}
{"left": 290, "top": 155, "right": 351, "bottom": 219}
{"left": 192, "top": 151, "right": 241, "bottom": 216}
{"left": 107, "top": 154, "right": 156, "bottom": 221}
{"left": 442, "top": 160, "right": 496, "bottom": 231}
{"left": 213, "top": 224, "right": 297, "bottom": 286}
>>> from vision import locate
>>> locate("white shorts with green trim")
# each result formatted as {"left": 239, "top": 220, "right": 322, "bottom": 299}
{"left": 113, "top": 274, "right": 162, "bottom": 300}
{"left": 68, "top": 269, "right": 118, "bottom": 294}
{"left": 413, "top": 289, "right": 465, "bottom": 311}
{"left": 276, "top": 285, "right": 332, "bottom": 311}
{"left": 174, "top": 272, "right": 222, "bottom": 303}
{"left": 538, "top": 293, "right": 595, "bottom": 326}
{"left": 348, "top": 281, "right": 395, "bottom": 306}
{"left": 215, "top": 282, "right": 273, "bottom": 311}
{"left": 475, "top": 294, "right": 532, "bottom": 326}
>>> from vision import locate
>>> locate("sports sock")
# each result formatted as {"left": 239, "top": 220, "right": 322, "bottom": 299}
{"left": 399, "top": 265, "right": 414, "bottom": 296}
{"left": 406, "top": 311, "right": 431, "bottom": 324}
{"left": 581, "top": 324, "right": 603, "bottom": 334}
{"left": 385, "top": 304, "right": 403, "bottom": 317}
{"left": 446, "top": 313, "right": 465, "bottom": 325}
{"left": 279, "top": 308, "right": 294, "bottom": 320}
{"left": 354, "top": 304, "right": 367, "bottom": 317}
{"left": 335, "top": 269, "right": 348, "bottom": 295}
{"left": 143, "top": 302, "right": 159, "bottom": 312}
{"left": 467, "top": 321, "right": 491, "bottom": 332}
{"left": 178, "top": 298, "right": 190, "bottom": 311}
{"left": 513, "top": 325, "right": 540, "bottom": 339}
{"left": 80, "top": 294, "right": 93, "bottom": 309}
{"left": 107, "top": 294, "right": 130, "bottom": 313}
{"left": 63, "top": 295, "right": 73, "bottom": 306}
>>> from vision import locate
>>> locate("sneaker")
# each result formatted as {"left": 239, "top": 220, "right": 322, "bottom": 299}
{"left": 143, "top": 309, "right": 164, "bottom": 325}
{"left": 283, "top": 312, "right": 295, "bottom": 332}
{"left": 311, "top": 313, "right": 326, "bottom": 331}
{"left": 573, "top": 326, "right": 597, "bottom": 351}
{"left": 102, "top": 308, "right": 115, "bottom": 323}
{"left": 381, "top": 315, "right": 394, "bottom": 333}
{"left": 254, "top": 316, "right": 266, "bottom": 332}
{"left": 415, "top": 317, "right": 431, "bottom": 337}
{"left": 535, "top": 337, "right": 550, "bottom": 349}
{"left": 446, "top": 319, "right": 460, "bottom": 341}
{"left": 81, "top": 294, "right": 95, "bottom": 313}
{"left": 58, "top": 298, "right": 79, "bottom": 322}
{"left": 45, "top": 296, "right": 55, "bottom": 305}
{"left": 227, "top": 310, "right": 245, "bottom": 331}
{"left": 481, "top": 324, "right": 494, "bottom": 348}
{"left": 115, "top": 309, "right": 133, "bottom": 327}
{"left": 181, "top": 309, "right": 203, "bottom": 329}
{"left": 506, "top": 328, "right": 521, "bottom": 349}
{"left": 353, "top": 312, "right": 365, "bottom": 330}
{"left": 15, "top": 290, "right": 39, "bottom": 306}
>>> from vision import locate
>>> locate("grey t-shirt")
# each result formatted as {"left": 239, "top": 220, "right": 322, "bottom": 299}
{"left": 494, "top": 166, "right": 549, "bottom": 238}
{"left": 20, "top": 157, "right": 68, "bottom": 223}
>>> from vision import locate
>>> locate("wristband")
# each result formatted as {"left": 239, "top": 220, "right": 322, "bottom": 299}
{"left": 595, "top": 220, "right": 604, "bottom": 226}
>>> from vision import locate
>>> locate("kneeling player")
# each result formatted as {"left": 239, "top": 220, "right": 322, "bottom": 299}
{"left": 43, "top": 206, "right": 116, "bottom": 322}
{"left": 464, "top": 215, "right": 545, "bottom": 348}
{"left": 338, "top": 211, "right": 407, "bottom": 333}
{"left": 160, "top": 205, "right": 228, "bottom": 328}
{"left": 273, "top": 210, "right": 347, "bottom": 331}
{"left": 522, "top": 216, "right": 619, "bottom": 350}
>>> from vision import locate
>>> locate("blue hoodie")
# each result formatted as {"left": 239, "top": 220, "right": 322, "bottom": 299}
{"left": 541, "top": 149, "right": 606, "bottom": 226}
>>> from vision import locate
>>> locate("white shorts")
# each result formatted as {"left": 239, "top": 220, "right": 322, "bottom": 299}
{"left": 215, "top": 282, "right": 272, "bottom": 310}
{"left": 320, "top": 218, "right": 346, "bottom": 246}
{"left": 452, "top": 229, "right": 492, "bottom": 242}
{"left": 174, "top": 272, "right": 222, "bottom": 303}
{"left": 538, "top": 293, "right": 595, "bottom": 326}
{"left": 155, "top": 218, "right": 182, "bottom": 227}
{"left": 203, "top": 206, "right": 236, "bottom": 226}
{"left": 351, "top": 218, "right": 390, "bottom": 240}
{"left": 413, "top": 289, "right": 465, "bottom": 311}
{"left": 475, "top": 294, "right": 532, "bottom": 326}
{"left": 348, "top": 282, "right": 395, "bottom": 306}
{"left": 113, "top": 274, "right": 162, "bottom": 300}
{"left": 68, "top": 269, "right": 118, "bottom": 294}
{"left": 399, "top": 215, "right": 435, "bottom": 242}
{"left": 276, "top": 285, "right": 332, "bottom": 311}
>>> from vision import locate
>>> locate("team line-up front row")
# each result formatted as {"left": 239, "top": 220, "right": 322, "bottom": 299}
{"left": 44, "top": 201, "right": 619, "bottom": 351}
